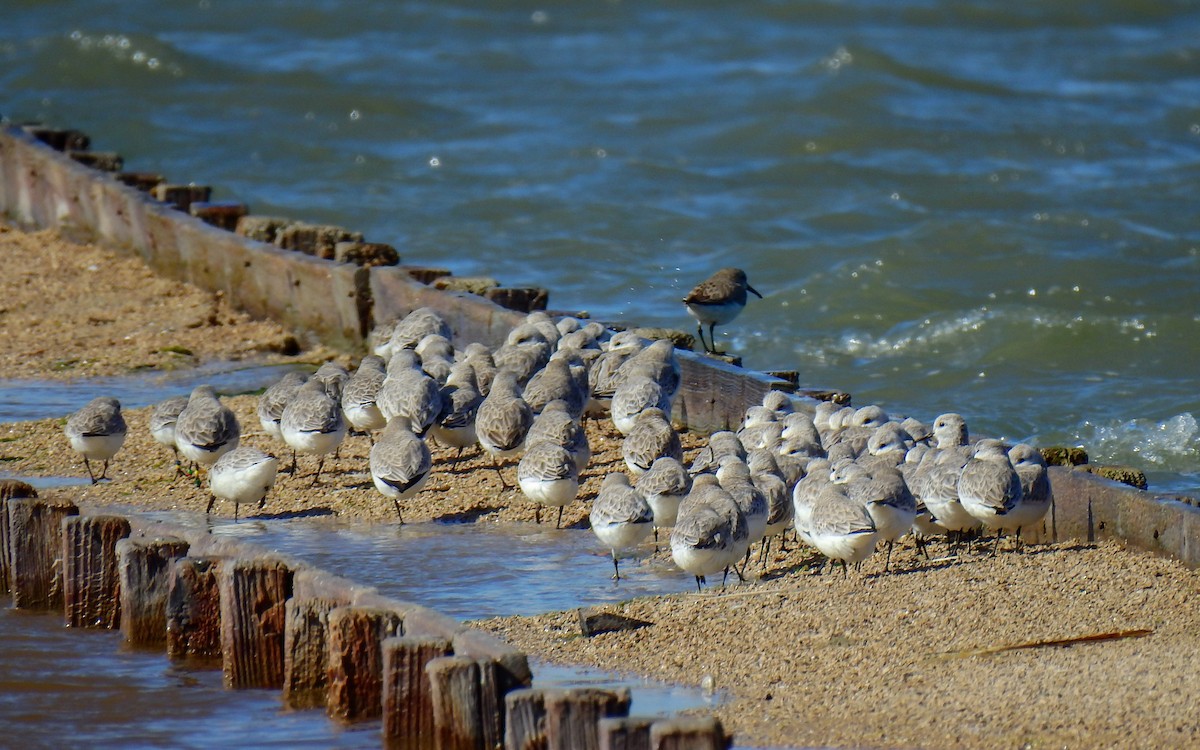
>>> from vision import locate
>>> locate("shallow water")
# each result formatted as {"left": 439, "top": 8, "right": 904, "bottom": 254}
{"left": 1, "top": 508, "right": 728, "bottom": 748}
{"left": 4, "top": 0, "right": 1198, "bottom": 494}
{"left": 0, "top": 361, "right": 307, "bottom": 423}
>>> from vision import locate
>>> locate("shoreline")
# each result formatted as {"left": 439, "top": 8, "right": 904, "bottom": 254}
{"left": 5, "top": 223, "right": 1200, "bottom": 749}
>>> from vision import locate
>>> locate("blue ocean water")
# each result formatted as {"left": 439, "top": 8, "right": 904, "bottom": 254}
{"left": 1, "top": 0, "right": 1197, "bottom": 491}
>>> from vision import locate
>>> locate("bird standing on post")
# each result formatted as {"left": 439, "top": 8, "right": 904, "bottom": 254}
{"left": 682, "top": 267, "right": 762, "bottom": 354}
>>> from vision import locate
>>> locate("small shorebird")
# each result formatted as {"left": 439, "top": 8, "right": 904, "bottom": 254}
{"left": 1004, "top": 442, "right": 1054, "bottom": 549}
{"left": 65, "top": 396, "right": 127, "bottom": 483}
{"left": 280, "top": 378, "right": 346, "bottom": 486}
{"left": 590, "top": 472, "right": 654, "bottom": 580}
{"left": 207, "top": 445, "right": 279, "bottom": 520}
{"left": 175, "top": 385, "right": 241, "bottom": 474}
{"left": 148, "top": 395, "right": 188, "bottom": 476}
{"left": 959, "top": 438, "right": 1023, "bottom": 552}
{"left": 378, "top": 350, "right": 443, "bottom": 436}
{"left": 636, "top": 456, "right": 691, "bottom": 546}
{"left": 682, "top": 267, "right": 761, "bottom": 354}
{"left": 518, "top": 439, "right": 580, "bottom": 528}
{"left": 370, "top": 417, "right": 433, "bottom": 523}
{"left": 341, "top": 355, "right": 388, "bottom": 439}
{"left": 622, "top": 407, "right": 683, "bottom": 476}
{"left": 476, "top": 369, "right": 534, "bottom": 487}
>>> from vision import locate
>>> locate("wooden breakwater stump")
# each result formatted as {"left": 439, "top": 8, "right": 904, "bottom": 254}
{"left": 505, "top": 688, "right": 547, "bottom": 750}
{"left": 7, "top": 497, "right": 79, "bottom": 611}
{"left": 118, "top": 536, "right": 190, "bottom": 646}
{"left": 62, "top": 514, "right": 131, "bottom": 628}
{"left": 166, "top": 556, "right": 224, "bottom": 661}
{"left": 598, "top": 716, "right": 655, "bottom": 750}
{"left": 427, "top": 655, "right": 485, "bottom": 750}
{"left": 648, "top": 717, "right": 730, "bottom": 750}
{"left": 218, "top": 556, "right": 295, "bottom": 689}
{"left": 544, "top": 688, "right": 632, "bottom": 750}
{"left": 326, "top": 605, "right": 403, "bottom": 723}
{"left": 382, "top": 635, "right": 453, "bottom": 747}
{"left": 0, "top": 479, "right": 38, "bottom": 596}
{"left": 283, "top": 568, "right": 360, "bottom": 709}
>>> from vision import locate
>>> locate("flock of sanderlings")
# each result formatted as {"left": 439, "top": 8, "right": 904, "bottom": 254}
{"left": 63, "top": 267, "right": 1052, "bottom": 590}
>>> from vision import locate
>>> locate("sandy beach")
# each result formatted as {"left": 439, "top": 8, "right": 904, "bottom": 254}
{"left": 4, "top": 222, "right": 1200, "bottom": 749}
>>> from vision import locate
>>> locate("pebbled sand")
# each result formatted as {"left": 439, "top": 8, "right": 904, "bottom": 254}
{"left": 5, "top": 223, "right": 1200, "bottom": 749}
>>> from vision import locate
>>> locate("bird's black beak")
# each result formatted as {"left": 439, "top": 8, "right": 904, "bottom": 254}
{"left": 748, "top": 285, "right": 763, "bottom": 299}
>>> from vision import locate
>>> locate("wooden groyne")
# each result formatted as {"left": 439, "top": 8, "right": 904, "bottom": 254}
{"left": 0, "top": 486, "right": 731, "bottom": 749}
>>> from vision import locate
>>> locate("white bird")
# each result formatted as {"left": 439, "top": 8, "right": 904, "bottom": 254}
{"left": 806, "top": 482, "right": 879, "bottom": 576}
{"left": 257, "top": 371, "right": 308, "bottom": 442}
{"left": 341, "top": 355, "right": 388, "bottom": 438}
{"left": 148, "top": 394, "right": 188, "bottom": 476}
{"left": 370, "top": 417, "right": 433, "bottom": 523}
{"left": 590, "top": 473, "right": 654, "bottom": 580}
{"left": 207, "top": 446, "right": 279, "bottom": 520}
{"left": 280, "top": 378, "right": 346, "bottom": 486}
{"left": 670, "top": 474, "right": 745, "bottom": 592}
{"left": 65, "top": 396, "right": 127, "bottom": 484}
{"left": 833, "top": 460, "right": 916, "bottom": 572}
{"left": 175, "top": 385, "right": 241, "bottom": 472}
{"left": 517, "top": 439, "right": 579, "bottom": 528}
{"left": 622, "top": 407, "right": 683, "bottom": 476}
{"left": 476, "top": 369, "right": 534, "bottom": 488}
{"left": 1005, "top": 443, "right": 1054, "bottom": 549}
{"left": 959, "top": 439, "right": 1023, "bottom": 552}
{"left": 378, "top": 350, "right": 443, "bottom": 436}
{"left": 636, "top": 456, "right": 692, "bottom": 546}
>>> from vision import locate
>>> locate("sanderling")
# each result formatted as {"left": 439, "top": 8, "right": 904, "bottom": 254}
{"left": 688, "top": 430, "right": 746, "bottom": 476}
{"left": 682, "top": 267, "right": 761, "bottom": 354}
{"left": 431, "top": 362, "right": 483, "bottom": 462}
{"left": 475, "top": 369, "right": 534, "bottom": 488}
{"left": 341, "top": 355, "right": 388, "bottom": 438}
{"left": 833, "top": 460, "right": 916, "bottom": 572}
{"left": 493, "top": 323, "right": 552, "bottom": 387}
{"left": 525, "top": 399, "right": 590, "bottom": 472}
{"left": 590, "top": 472, "right": 654, "bottom": 580}
{"left": 257, "top": 371, "right": 308, "bottom": 442}
{"left": 610, "top": 375, "right": 670, "bottom": 436}
{"left": 312, "top": 361, "right": 350, "bottom": 403}
{"left": 1005, "top": 442, "right": 1054, "bottom": 549}
{"left": 636, "top": 456, "right": 692, "bottom": 545}
{"left": 370, "top": 416, "right": 433, "bottom": 523}
{"left": 806, "top": 482, "right": 880, "bottom": 576}
{"left": 622, "top": 407, "right": 683, "bottom": 476}
{"left": 517, "top": 439, "right": 580, "bottom": 528}
{"left": 959, "top": 438, "right": 1023, "bottom": 552}
{"left": 175, "top": 385, "right": 241, "bottom": 472}
{"left": 280, "top": 378, "right": 347, "bottom": 486}
{"left": 670, "top": 474, "right": 746, "bottom": 591}
{"left": 378, "top": 350, "right": 443, "bottom": 436}
{"left": 207, "top": 445, "right": 279, "bottom": 520}
{"left": 717, "top": 457, "right": 769, "bottom": 574}
{"left": 386, "top": 307, "right": 452, "bottom": 356}
{"left": 65, "top": 396, "right": 127, "bottom": 484}
{"left": 523, "top": 356, "right": 586, "bottom": 418}
{"left": 148, "top": 394, "right": 188, "bottom": 475}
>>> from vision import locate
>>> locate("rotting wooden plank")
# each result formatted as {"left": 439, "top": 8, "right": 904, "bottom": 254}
{"left": 648, "top": 717, "right": 730, "bottom": 750}
{"left": 283, "top": 596, "right": 345, "bottom": 709}
{"left": 8, "top": 497, "right": 79, "bottom": 611}
{"left": 597, "top": 716, "right": 654, "bottom": 750}
{"left": 0, "top": 480, "right": 38, "bottom": 596}
{"left": 62, "top": 514, "right": 130, "bottom": 629}
{"left": 504, "top": 688, "right": 547, "bottom": 750}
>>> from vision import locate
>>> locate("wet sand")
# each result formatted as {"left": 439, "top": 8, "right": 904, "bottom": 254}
{"left": 5, "top": 223, "right": 1200, "bottom": 749}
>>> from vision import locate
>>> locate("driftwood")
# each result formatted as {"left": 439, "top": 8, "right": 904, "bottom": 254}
{"left": 940, "top": 628, "right": 1154, "bottom": 659}
{"left": 597, "top": 716, "right": 654, "bottom": 750}
{"left": 326, "top": 606, "right": 403, "bottom": 722}
{"left": 166, "top": 556, "right": 224, "bottom": 661}
{"left": 218, "top": 556, "right": 294, "bottom": 688}
{"left": 7, "top": 497, "right": 79, "bottom": 611}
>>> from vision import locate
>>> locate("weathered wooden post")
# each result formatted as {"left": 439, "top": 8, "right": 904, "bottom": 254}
{"left": 218, "top": 555, "right": 294, "bottom": 689}
{"left": 544, "top": 688, "right": 631, "bottom": 750}
{"left": 598, "top": 716, "right": 654, "bottom": 750}
{"left": 0, "top": 479, "right": 38, "bottom": 596}
{"left": 118, "top": 536, "right": 190, "bottom": 646}
{"left": 504, "top": 688, "right": 547, "bottom": 750}
{"left": 8, "top": 497, "right": 79, "bottom": 610}
{"left": 382, "top": 635, "right": 453, "bottom": 748}
{"left": 428, "top": 655, "right": 484, "bottom": 750}
{"left": 326, "top": 606, "right": 403, "bottom": 722}
{"left": 284, "top": 568, "right": 358, "bottom": 709}
{"left": 62, "top": 514, "right": 131, "bottom": 628}
{"left": 453, "top": 627, "right": 532, "bottom": 746}
{"left": 649, "top": 718, "right": 730, "bottom": 750}
{"left": 166, "top": 556, "right": 224, "bottom": 661}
